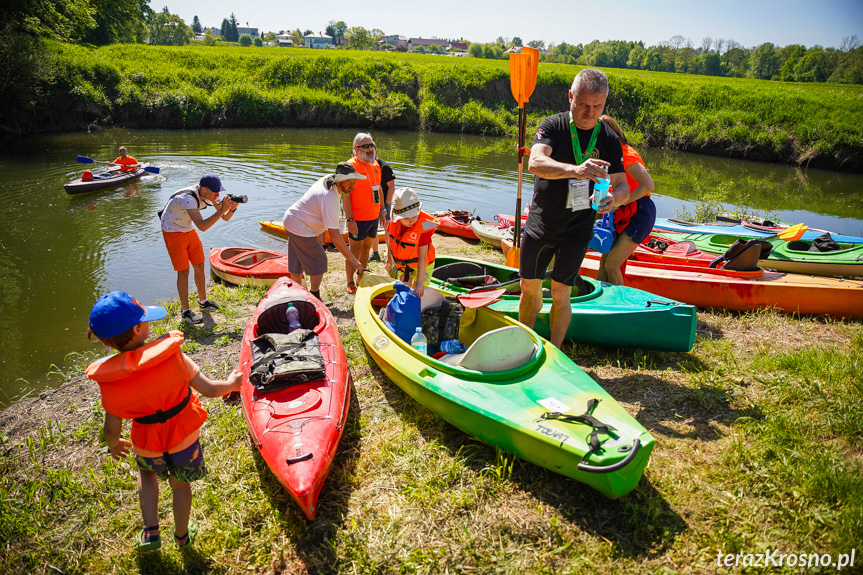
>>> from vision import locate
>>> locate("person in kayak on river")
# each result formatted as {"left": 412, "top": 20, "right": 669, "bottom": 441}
{"left": 596, "top": 115, "right": 656, "bottom": 285}
{"left": 385, "top": 186, "right": 436, "bottom": 297}
{"left": 111, "top": 146, "right": 138, "bottom": 172}
{"left": 343, "top": 133, "right": 385, "bottom": 294}
{"left": 159, "top": 174, "right": 238, "bottom": 324}
{"left": 84, "top": 291, "right": 243, "bottom": 552}
{"left": 519, "top": 68, "right": 629, "bottom": 348}
{"left": 282, "top": 162, "right": 366, "bottom": 302}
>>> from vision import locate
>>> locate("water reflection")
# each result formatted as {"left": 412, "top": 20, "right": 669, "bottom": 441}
{"left": 0, "top": 128, "right": 861, "bottom": 405}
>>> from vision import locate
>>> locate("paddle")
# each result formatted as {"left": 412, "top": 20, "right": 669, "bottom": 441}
{"left": 456, "top": 288, "right": 506, "bottom": 308}
{"left": 771, "top": 223, "right": 808, "bottom": 241}
{"left": 505, "top": 46, "right": 539, "bottom": 269}
{"left": 466, "top": 269, "right": 551, "bottom": 293}
{"left": 76, "top": 155, "right": 160, "bottom": 174}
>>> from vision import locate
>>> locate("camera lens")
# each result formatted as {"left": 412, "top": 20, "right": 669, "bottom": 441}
{"left": 228, "top": 194, "right": 248, "bottom": 203}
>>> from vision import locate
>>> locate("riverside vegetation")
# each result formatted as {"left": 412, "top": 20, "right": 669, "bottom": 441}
{"left": 5, "top": 42, "right": 863, "bottom": 172}
{"left": 1, "top": 236, "right": 860, "bottom": 574}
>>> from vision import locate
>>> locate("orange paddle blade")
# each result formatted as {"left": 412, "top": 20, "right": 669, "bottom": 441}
{"left": 776, "top": 223, "right": 808, "bottom": 241}
{"left": 509, "top": 46, "right": 540, "bottom": 108}
{"left": 505, "top": 246, "right": 520, "bottom": 268}
{"left": 521, "top": 47, "right": 539, "bottom": 100}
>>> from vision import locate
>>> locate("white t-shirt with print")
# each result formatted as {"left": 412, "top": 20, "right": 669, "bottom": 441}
{"left": 282, "top": 176, "right": 341, "bottom": 238}
{"left": 160, "top": 186, "right": 210, "bottom": 233}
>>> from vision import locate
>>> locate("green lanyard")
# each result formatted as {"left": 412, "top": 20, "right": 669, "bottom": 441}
{"left": 569, "top": 113, "right": 601, "bottom": 165}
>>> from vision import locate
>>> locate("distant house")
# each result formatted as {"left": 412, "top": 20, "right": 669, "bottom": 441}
{"left": 304, "top": 32, "right": 333, "bottom": 49}
{"left": 379, "top": 34, "right": 407, "bottom": 48}
{"left": 276, "top": 34, "right": 293, "bottom": 47}
{"left": 448, "top": 41, "right": 469, "bottom": 53}
{"left": 208, "top": 27, "right": 221, "bottom": 37}
{"left": 237, "top": 26, "right": 258, "bottom": 37}
{"left": 407, "top": 37, "right": 449, "bottom": 52}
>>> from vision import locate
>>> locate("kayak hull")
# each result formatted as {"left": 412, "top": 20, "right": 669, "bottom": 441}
{"left": 355, "top": 275, "right": 655, "bottom": 499}
{"left": 432, "top": 255, "right": 697, "bottom": 352}
{"left": 433, "top": 211, "right": 479, "bottom": 239}
{"left": 653, "top": 217, "right": 863, "bottom": 245}
{"left": 209, "top": 247, "right": 292, "bottom": 287}
{"left": 260, "top": 219, "right": 385, "bottom": 244}
{"left": 64, "top": 169, "right": 146, "bottom": 195}
{"left": 239, "top": 277, "right": 351, "bottom": 519}
{"left": 579, "top": 254, "right": 863, "bottom": 319}
{"left": 471, "top": 220, "right": 512, "bottom": 250}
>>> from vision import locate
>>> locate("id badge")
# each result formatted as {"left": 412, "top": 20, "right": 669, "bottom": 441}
{"left": 566, "top": 179, "right": 590, "bottom": 211}
{"left": 372, "top": 184, "right": 381, "bottom": 204}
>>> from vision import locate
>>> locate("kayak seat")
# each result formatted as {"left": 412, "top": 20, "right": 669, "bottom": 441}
{"left": 256, "top": 298, "right": 321, "bottom": 336}
{"left": 432, "top": 261, "right": 486, "bottom": 282}
{"left": 440, "top": 326, "right": 535, "bottom": 372}
{"left": 786, "top": 240, "right": 809, "bottom": 252}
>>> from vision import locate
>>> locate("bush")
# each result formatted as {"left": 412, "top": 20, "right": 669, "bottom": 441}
{"left": 239, "top": 34, "right": 252, "bottom": 47}
{"left": 253, "top": 36, "right": 262, "bottom": 47}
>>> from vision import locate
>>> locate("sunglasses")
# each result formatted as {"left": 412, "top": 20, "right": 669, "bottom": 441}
{"left": 355, "top": 143, "right": 376, "bottom": 150}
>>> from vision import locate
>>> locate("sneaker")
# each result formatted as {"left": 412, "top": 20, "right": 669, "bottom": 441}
{"left": 369, "top": 252, "right": 381, "bottom": 262}
{"left": 346, "top": 282, "right": 357, "bottom": 294}
{"left": 182, "top": 309, "right": 203, "bottom": 324}
{"left": 199, "top": 299, "right": 221, "bottom": 310}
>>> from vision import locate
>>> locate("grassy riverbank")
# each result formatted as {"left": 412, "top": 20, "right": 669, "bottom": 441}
{"left": 1, "top": 237, "right": 861, "bottom": 574}
{"left": 9, "top": 42, "right": 863, "bottom": 171}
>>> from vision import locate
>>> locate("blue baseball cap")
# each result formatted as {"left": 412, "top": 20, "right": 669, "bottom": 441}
{"left": 89, "top": 291, "right": 167, "bottom": 339}
{"left": 199, "top": 174, "right": 226, "bottom": 193}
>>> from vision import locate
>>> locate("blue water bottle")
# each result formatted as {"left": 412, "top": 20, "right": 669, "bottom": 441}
{"left": 440, "top": 339, "right": 466, "bottom": 354}
{"left": 591, "top": 166, "right": 610, "bottom": 211}
{"left": 410, "top": 327, "right": 428, "bottom": 355}
{"left": 286, "top": 303, "right": 301, "bottom": 333}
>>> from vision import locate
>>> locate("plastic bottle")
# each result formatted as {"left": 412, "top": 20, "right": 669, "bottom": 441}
{"left": 410, "top": 327, "right": 428, "bottom": 355}
{"left": 286, "top": 303, "right": 301, "bottom": 333}
{"left": 440, "top": 339, "right": 466, "bottom": 354}
{"left": 591, "top": 166, "right": 610, "bottom": 211}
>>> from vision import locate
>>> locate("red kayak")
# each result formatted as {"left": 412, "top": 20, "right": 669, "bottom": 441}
{"left": 433, "top": 210, "right": 480, "bottom": 239}
{"left": 495, "top": 212, "right": 528, "bottom": 228}
{"left": 239, "top": 277, "right": 351, "bottom": 519}
{"left": 209, "top": 247, "right": 291, "bottom": 287}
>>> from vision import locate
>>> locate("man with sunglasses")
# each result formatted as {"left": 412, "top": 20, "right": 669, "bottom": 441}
{"left": 343, "top": 133, "right": 385, "bottom": 294}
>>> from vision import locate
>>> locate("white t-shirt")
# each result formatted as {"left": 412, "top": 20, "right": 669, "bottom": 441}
{"left": 160, "top": 186, "right": 210, "bottom": 233}
{"left": 282, "top": 176, "right": 341, "bottom": 238}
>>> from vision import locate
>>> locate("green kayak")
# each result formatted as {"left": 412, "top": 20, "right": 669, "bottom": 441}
{"left": 355, "top": 274, "right": 655, "bottom": 499}
{"left": 430, "top": 256, "right": 697, "bottom": 352}
{"left": 656, "top": 231, "right": 863, "bottom": 278}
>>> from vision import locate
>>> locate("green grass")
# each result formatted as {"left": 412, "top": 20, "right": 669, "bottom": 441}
{"left": 19, "top": 42, "right": 863, "bottom": 171}
{"left": 1, "top": 279, "right": 861, "bottom": 573}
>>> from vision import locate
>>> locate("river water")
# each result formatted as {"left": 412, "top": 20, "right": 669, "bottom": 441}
{"left": 1, "top": 127, "right": 862, "bottom": 406}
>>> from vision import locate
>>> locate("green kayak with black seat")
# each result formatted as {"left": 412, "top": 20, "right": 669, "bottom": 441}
{"left": 355, "top": 274, "right": 655, "bottom": 499}
{"left": 430, "top": 255, "right": 697, "bottom": 352}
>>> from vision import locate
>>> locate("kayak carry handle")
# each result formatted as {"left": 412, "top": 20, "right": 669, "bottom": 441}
{"left": 577, "top": 439, "right": 641, "bottom": 474}
{"left": 286, "top": 452, "right": 313, "bottom": 465}
{"left": 646, "top": 300, "right": 675, "bottom": 307}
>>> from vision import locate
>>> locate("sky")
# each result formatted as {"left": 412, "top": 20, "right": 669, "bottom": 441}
{"left": 170, "top": 0, "right": 863, "bottom": 49}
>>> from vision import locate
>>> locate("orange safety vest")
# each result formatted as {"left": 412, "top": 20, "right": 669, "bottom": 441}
{"left": 85, "top": 331, "right": 208, "bottom": 454}
{"left": 387, "top": 211, "right": 436, "bottom": 270}
{"left": 347, "top": 157, "right": 382, "bottom": 221}
{"left": 113, "top": 155, "right": 138, "bottom": 172}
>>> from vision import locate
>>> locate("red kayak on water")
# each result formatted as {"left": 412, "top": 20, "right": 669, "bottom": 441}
{"left": 209, "top": 247, "right": 291, "bottom": 287}
{"left": 239, "top": 277, "right": 351, "bottom": 519}
{"left": 433, "top": 210, "right": 480, "bottom": 239}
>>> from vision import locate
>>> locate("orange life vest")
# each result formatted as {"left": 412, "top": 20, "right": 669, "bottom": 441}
{"left": 387, "top": 211, "right": 436, "bottom": 270}
{"left": 85, "top": 331, "right": 207, "bottom": 454}
{"left": 347, "top": 157, "right": 382, "bottom": 221}
{"left": 113, "top": 155, "right": 138, "bottom": 172}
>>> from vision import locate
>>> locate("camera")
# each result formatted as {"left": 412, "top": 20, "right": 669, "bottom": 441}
{"left": 227, "top": 193, "right": 248, "bottom": 203}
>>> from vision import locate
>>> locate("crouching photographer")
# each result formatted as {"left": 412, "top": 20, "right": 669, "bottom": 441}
{"left": 159, "top": 174, "right": 240, "bottom": 324}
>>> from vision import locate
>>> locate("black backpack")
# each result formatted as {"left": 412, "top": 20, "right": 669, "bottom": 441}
{"left": 248, "top": 329, "right": 325, "bottom": 392}
{"left": 709, "top": 239, "right": 773, "bottom": 271}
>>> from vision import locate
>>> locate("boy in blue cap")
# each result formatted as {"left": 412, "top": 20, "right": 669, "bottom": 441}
{"left": 159, "top": 174, "right": 238, "bottom": 324}
{"left": 85, "top": 291, "right": 242, "bottom": 551}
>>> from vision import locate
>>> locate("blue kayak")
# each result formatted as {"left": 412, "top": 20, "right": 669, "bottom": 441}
{"left": 653, "top": 218, "right": 863, "bottom": 245}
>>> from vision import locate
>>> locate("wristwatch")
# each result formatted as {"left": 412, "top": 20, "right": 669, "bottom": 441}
{"left": 347, "top": 218, "right": 355, "bottom": 222}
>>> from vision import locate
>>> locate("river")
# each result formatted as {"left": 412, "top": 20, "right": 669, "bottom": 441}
{"left": 1, "top": 127, "right": 861, "bottom": 406}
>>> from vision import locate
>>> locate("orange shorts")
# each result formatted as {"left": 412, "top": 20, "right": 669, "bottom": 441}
{"left": 163, "top": 229, "right": 204, "bottom": 271}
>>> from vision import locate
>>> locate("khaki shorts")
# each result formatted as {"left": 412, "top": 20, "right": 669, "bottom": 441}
{"left": 163, "top": 230, "right": 205, "bottom": 272}
{"left": 286, "top": 232, "right": 327, "bottom": 276}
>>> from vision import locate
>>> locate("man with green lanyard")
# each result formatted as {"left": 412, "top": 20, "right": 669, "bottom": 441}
{"left": 519, "top": 68, "right": 629, "bottom": 348}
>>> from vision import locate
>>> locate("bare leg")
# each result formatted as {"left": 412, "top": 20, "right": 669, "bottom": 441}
{"left": 548, "top": 280, "right": 573, "bottom": 348}
{"left": 289, "top": 272, "right": 306, "bottom": 289}
{"left": 518, "top": 277, "right": 544, "bottom": 329}
{"left": 138, "top": 470, "right": 160, "bottom": 528}
{"left": 168, "top": 475, "right": 192, "bottom": 538}
{"left": 602, "top": 235, "right": 637, "bottom": 286}
{"left": 192, "top": 261, "right": 207, "bottom": 303}
{"left": 308, "top": 274, "right": 324, "bottom": 292}
{"left": 177, "top": 269, "right": 190, "bottom": 310}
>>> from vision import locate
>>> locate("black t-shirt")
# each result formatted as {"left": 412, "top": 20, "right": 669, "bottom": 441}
{"left": 378, "top": 158, "right": 395, "bottom": 203}
{"left": 525, "top": 112, "right": 624, "bottom": 243}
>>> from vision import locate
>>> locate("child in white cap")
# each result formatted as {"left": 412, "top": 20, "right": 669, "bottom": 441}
{"left": 385, "top": 187, "right": 437, "bottom": 296}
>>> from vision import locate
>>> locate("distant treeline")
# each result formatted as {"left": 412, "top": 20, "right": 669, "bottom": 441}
{"left": 475, "top": 36, "right": 863, "bottom": 85}
{"left": 4, "top": 42, "right": 861, "bottom": 172}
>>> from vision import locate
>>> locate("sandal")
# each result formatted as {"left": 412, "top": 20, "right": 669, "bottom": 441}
{"left": 133, "top": 526, "right": 161, "bottom": 552}
{"left": 173, "top": 521, "right": 197, "bottom": 548}
{"left": 346, "top": 282, "right": 357, "bottom": 294}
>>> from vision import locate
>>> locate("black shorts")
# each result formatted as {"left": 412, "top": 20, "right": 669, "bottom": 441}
{"left": 519, "top": 230, "right": 590, "bottom": 286}
{"left": 349, "top": 218, "right": 378, "bottom": 241}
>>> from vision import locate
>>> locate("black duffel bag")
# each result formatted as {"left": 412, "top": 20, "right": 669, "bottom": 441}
{"left": 249, "top": 329, "right": 325, "bottom": 392}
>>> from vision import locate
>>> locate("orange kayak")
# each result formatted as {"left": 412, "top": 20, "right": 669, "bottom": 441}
{"left": 260, "top": 219, "right": 385, "bottom": 244}
{"left": 209, "top": 247, "right": 291, "bottom": 287}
